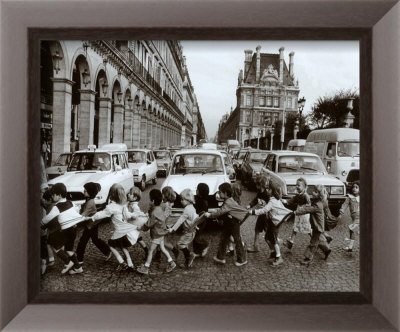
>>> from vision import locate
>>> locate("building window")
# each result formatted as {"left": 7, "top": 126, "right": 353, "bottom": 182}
{"left": 246, "top": 95, "right": 252, "bottom": 107}
{"left": 245, "top": 111, "right": 251, "bottom": 123}
{"left": 259, "top": 97, "right": 265, "bottom": 106}
{"left": 266, "top": 96, "right": 272, "bottom": 107}
{"left": 287, "top": 97, "right": 292, "bottom": 108}
{"left": 273, "top": 112, "right": 279, "bottom": 124}
{"left": 274, "top": 97, "right": 280, "bottom": 108}
{"left": 265, "top": 112, "right": 272, "bottom": 126}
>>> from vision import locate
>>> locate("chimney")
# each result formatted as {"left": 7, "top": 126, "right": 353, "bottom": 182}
{"left": 279, "top": 47, "right": 284, "bottom": 84}
{"left": 289, "top": 51, "right": 295, "bottom": 77}
{"left": 244, "top": 50, "right": 253, "bottom": 77}
{"left": 256, "top": 45, "right": 261, "bottom": 82}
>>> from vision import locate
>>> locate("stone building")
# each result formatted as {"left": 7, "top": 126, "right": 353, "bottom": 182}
{"left": 40, "top": 40, "right": 206, "bottom": 164}
{"left": 217, "top": 45, "right": 300, "bottom": 148}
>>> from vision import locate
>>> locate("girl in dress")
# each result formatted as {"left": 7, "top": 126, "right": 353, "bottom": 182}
{"left": 90, "top": 184, "right": 140, "bottom": 271}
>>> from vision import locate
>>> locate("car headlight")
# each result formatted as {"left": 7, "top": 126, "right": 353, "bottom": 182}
{"left": 286, "top": 185, "right": 297, "bottom": 194}
{"left": 330, "top": 186, "right": 344, "bottom": 195}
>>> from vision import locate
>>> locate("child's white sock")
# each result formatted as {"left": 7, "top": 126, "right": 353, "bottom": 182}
{"left": 122, "top": 248, "right": 134, "bottom": 268}
{"left": 110, "top": 247, "right": 124, "bottom": 264}
{"left": 348, "top": 239, "right": 355, "bottom": 249}
{"left": 144, "top": 262, "right": 150, "bottom": 267}
{"left": 274, "top": 244, "right": 281, "bottom": 257}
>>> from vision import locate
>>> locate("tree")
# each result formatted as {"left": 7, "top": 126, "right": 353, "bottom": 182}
{"left": 308, "top": 89, "right": 359, "bottom": 129}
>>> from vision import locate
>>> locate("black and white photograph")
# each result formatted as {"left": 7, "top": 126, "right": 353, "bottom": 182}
{"left": 39, "top": 39, "right": 360, "bottom": 293}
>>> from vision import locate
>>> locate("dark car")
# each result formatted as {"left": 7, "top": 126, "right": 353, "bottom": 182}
{"left": 240, "top": 149, "right": 270, "bottom": 189}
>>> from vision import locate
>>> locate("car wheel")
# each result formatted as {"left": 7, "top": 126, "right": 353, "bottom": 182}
{"left": 140, "top": 176, "right": 146, "bottom": 191}
{"left": 152, "top": 176, "right": 157, "bottom": 185}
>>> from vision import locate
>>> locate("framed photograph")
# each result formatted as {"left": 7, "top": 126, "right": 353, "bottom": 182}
{"left": 1, "top": 0, "right": 399, "bottom": 331}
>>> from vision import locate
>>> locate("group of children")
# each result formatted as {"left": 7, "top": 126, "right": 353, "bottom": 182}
{"left": 40, "top": 174, "right": 360, "bottom": 275}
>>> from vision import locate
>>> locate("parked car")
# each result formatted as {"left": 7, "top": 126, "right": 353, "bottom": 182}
{"left": 161, "top": 149, "right": 231, "bottom": 210}
{"left": 127, "top": 149, "right": 158, "bottom": 191}
{"left": 219, "top": 150, "right": 236, "bottom": 183}
{"left": 153, "top": 149, "right": 173, "bottom": 177}
{"left": 47, "top": 145, "right": 133, "bottom": 209}
{"left": 232, "top": 147, "right": 251, "bottom": 179}
{"left": 240, "top": 149, "right": 270, "bottom": 188}
{"left": 45, "top": 152, "right": 72, "bottom": 180}
{"left": 261, "top": 151, "right": 346, "bottom": 215}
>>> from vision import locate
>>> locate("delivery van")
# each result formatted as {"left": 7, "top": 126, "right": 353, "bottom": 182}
{"left": 304, "top": 128, "right": 359, "bottom": 185}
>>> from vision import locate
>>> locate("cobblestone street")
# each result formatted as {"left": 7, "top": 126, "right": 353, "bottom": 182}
{"left": 41, "top": 180, "right": 359, "bottom": 293}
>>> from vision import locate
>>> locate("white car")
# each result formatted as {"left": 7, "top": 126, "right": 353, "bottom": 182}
{"left": 161, "top": 149, "right": 231, "bottom": 210}
{"left": 47, "top": 145, "right": 133, "bottom": 209}
{"left": 127, "top": 149, "right": 157, "bottom": 191}
{"left": 261, "top": 151, "right": 346, "bottom": 215}
{"left": 153, "top": 149, "right": 173, "bottom": 177}
{"left": 45, "top": 152, "right": 72, "bottom": 180}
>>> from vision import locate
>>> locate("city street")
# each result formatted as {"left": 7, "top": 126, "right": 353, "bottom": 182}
{"left": 41, "top": 179, "right": 359, "bottom": 293}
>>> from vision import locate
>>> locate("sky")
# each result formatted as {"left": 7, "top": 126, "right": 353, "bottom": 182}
{"left": 181, "top": 41, "right": 359, "bottom": 140}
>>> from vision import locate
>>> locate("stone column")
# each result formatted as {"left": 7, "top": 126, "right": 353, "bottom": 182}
{"left": 157, "top": 123, "right": 161, "bottom": 147}
{"left": 146, "top": 117, "right": 152, "bottom": 148}
{"left": 78, "top": 89, "right": 96, "bottom": 148}
{"left": 124, "top": 106, "right": 133, "bottom": 148}
{"left": 113, "top": 103, "right": 124, "bottom": 143}
{"left": 98, "top": 97, "right": 111, "bottom": 147}
{"left": 132, "top": 111, "right": 141, "bottom": 148}
{"left": 51, "top": 78, "right": 74, "bottom": 163}
{"left": 140, "top": 116, "right": 147, "bottom": 148}
{"left": 152, "top": 120, "right": 157, "bottom": 148}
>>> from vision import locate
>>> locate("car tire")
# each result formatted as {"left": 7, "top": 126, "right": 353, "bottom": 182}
{"left": 140, "top": 176, "right": 146, "bottom": 191}
{"left": 152, "top": 176, "right": 157, "bottom": 185}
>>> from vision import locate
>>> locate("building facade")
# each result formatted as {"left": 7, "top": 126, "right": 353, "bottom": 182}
{"left": 40, "top": 40, "right": 206, "bottom": 164}
{"left": 217, "top": 46, "right": 300, "bottom": 148}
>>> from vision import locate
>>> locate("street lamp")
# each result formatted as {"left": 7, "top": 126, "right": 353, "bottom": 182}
{"left": 101, "top": 80, "right": 108, "bottom": 97}
{"left": 344, "top": 97, "right": 355, "bottom": 128}
{"left": 81, "top": 68, "right": 91, "bottom": 87}
{"left": 117, "top": 90, "right": 123, "bottom": 103}
{"left": 270, "top": 124, "right": 275, "bottom": 150}
{"left": 297, "top": 96, "right": 306, "bottom": 130}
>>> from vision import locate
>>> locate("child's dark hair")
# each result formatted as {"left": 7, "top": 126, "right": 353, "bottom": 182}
{"left": 197, "top": 183, "right": 209, "bottom": 199}
{"left": 149, "top": 189, "right": 163, "bottom": 206}
{"left": 84, "top": 182, "right": 101, "bottom": 199}
{"left": 269, "top": 181, "right": 282, "bottom": 200}
{"left": 42, "top": 188, "right": 53, "bottom": 201}
{"left": 231, "top": 183, "right": 242, "bottom": 204}
{"left": 297, "top": 177, "right": 307, "bottom": 187}
{"left": 52, "top": 183, "right": 67, "bottom": 198}
{"left": 218, "top": 182, "right": 232, "bottom": 197}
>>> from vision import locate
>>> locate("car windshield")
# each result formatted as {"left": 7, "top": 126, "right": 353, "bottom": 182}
{"left": 278, "top": 155, "right": 326, "bottom": 173}
{"left": 67, "top": 153, "right": 111, "bottom": 171}
{"left": 55, "top": 154, "right": 71, "bottom": 166}
{"left": 154, "top": 151, "right": 169, "bottom": 159}
{"left": 171, "top": 154, "right": 224, "bottom": 175}
{"left": 128, "top": 151, "right": 146, "bottom": 163}
{"left": 337, "top": 142, "right": 359, "bottom": 157}
{"left": 250, "top": 152, "right": 268, "bottom": 163}
{"left": 221, "top": 153, "right": 231, "bottom": 166}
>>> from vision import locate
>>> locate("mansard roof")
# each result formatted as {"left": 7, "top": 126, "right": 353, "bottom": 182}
{"left": 244, "top": 53, "right": 294, "bottom": 86}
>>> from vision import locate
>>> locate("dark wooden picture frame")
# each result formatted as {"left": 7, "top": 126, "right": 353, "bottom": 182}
{"left": 2, "top": 0, "right": 399, "bottom": 330}
{"left": 28, "top": 28, "right": 371, "bottom": 305}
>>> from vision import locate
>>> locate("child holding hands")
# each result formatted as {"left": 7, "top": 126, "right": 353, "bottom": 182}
{"left": 249, "top": 181, "right": 292, "bottom": 266}
{"left": 338, "top": 181, "right": 360, "bottom": 252}
{"left": 90, "top": 184, "right": 140, "bottom": 271}
{"left": 137, "top": 189, "right": 176, "bottom": 274}
{"left": 169, "top": 189, "right": 198, "bottom": 268}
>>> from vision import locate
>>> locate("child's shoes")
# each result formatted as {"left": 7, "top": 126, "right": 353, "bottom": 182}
{"left": 69, "top": 266, "right": 83, "bottom": 275}
{"left": 137, "top": 264, "right": 150, "bottom": 275}
{"left": 213, "top": 256, "right": 226, "bottom": 265}
{"left": 201, "top": 247, "right": 209, "bottom": 257}
{"left": 166, "top": 260, "right": 176, "bottom": 273}
{"left": 234, "top": 260, "right": 248, "bottom": 267}
{"left": 61, "top": 260, "right": 74, "bottom": 274}
{"left": 271, "top": 256, "right": 284, "bottom": 267}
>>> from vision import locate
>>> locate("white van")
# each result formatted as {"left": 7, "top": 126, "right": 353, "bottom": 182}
{"left": 304, "top": 128, "right": 359, "bottom": 184}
